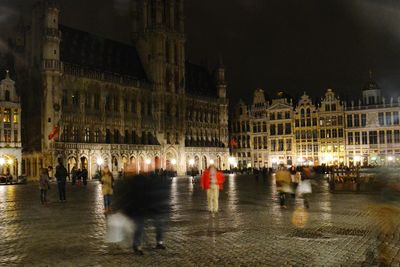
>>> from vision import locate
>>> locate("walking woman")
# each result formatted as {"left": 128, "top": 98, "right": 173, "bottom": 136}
{"left": 200, "top": 164, "right": 225, "bottom": 216}
{"left": 39, "top": 168, "right": 50, "bottom": 204}
{"left": 101, "top": 165, "right": 114, "bottom": 214}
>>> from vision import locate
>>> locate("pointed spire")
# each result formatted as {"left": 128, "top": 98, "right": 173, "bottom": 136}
{"left": 369, "top": 69, "right": 373, "bottom": 80}
{"left": 5, "top": 70, "right": 10, "bottom": 79}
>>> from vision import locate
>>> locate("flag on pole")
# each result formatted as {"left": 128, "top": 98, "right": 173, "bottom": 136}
{"left": 229, "top": 138, "right": 238, "bottom": 148}
{"left": 48, "top": 126, "right": 60, "bottom": 140}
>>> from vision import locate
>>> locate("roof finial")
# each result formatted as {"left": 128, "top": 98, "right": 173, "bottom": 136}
{"left": 5, "top": 70, "right": 9, "bottom": 79}
{"left": 369, "top": 69, "right": 373, "bottom": 80}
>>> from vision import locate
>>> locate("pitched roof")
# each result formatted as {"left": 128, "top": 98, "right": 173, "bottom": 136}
{"left": 59, "top": 25, "right": 148, "bottom": 82}
{"left": 185, "top": 62, "right": 217, "bottom": 98}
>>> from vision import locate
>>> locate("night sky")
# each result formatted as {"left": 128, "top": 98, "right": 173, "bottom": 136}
{"left": 1, "top": 0, "right": 400, "bottom": 106}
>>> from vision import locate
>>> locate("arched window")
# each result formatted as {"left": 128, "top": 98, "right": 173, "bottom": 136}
{"left": 306, "top": 108, "right": 311, "bottom": 117}
{"left": 300, "top": 109, "right": 305, "bottom": 118}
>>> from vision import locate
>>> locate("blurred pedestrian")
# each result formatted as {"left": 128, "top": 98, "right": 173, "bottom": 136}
{"left": 76, "top": 168, "right": 82, "bottom": 187}
{"left": 39, "top": 168, "right": 50, "bottom": 204}
{"left": 275, "top": 164, "right": 292, "bottom": 207}
{"left": 290, "top": 165, "right": 298, "bottom": 198}
{"left": 200, "top": 165, "right": 225, "bottom": 216}
{"left": 113, "top": 173, "right": 171, "bottom": 255}
{"left": 81, "top": 167, "right": 88, "bottom": 186}
{"left": 55, "top": 158, "right": 68, "bottom": 202}
{"left": 71, "top": 165, "right": 78, "bottom": 185}
{"left": 298, "top": 166, "right": 313, "bottom": 208}
{"left": 100, "top": 165, "right": 114, "bottom": 214}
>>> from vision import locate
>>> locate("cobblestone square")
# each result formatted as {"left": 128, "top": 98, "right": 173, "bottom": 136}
{"left": 0, "top": 175, "right": 399, "bottom": 266}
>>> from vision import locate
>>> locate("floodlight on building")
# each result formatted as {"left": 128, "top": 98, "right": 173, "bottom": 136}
{"left": 209, "top": 159, "right": 215, "bottom": 165}
{"left": 188, "top": 159, "right": 195, "bottom": 166}
{"left": 387, "top": 156, "right": 394, "bottom": 162}
{"left": 7, "top": 159, "right": 13, "bottom": 165}
{"left": 145, "top": 159, "right": 151, "bottom": 165}
{"left": 354, "top": 155, "right": 362, "bottom": 162}
{"left": 228, "top": 157, "right": 236, "bottom": 164}
{"left": 171, "top": 159, "right": 177, "bottom": 165}
{"left": 96, "top": 158, "right": 104, "bottom": 166}
{"left": 0, "top": 158, "right": 5, "bottom": 166}
{"left": 271, "top": 158, "right": 278, "bottom": 164}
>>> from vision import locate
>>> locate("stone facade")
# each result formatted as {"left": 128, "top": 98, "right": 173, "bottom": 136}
{"left": 0, "top": 71, "right": 22, "bottom": 178}
{"left": 9, "top": 0, "right": 229, "bottom": 179}
{"left": 230, "top": 78, "right": 400, "bottom": 168}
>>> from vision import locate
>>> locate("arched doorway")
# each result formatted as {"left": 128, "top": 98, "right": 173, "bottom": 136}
{"left": 111, "top": 156, "right": 118, "bottom": 172}
{"left": 67, "top": 156, "right": 77, "bottom": 175}
{"left": 194, "top": 155, "right": 200, "bottom": 173}
{"left": 165, "top": 152, "right": 176, "bottom": 172}
{"left": 155, "top": 156, "right": 161, "bottom": 171}
{"left": 80, "top": 156, "right": 88, "bottom": 170}
{"left": 139, "top": 156, "right": 145, "bottom": 173}
{"left": 202, "top": 155, "right": 207, "bottom": 170}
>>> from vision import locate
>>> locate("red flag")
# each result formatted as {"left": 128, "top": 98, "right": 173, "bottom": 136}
{"left": 229, "top": 138, "right": 238, "bottom": 148}
{"left": 48, "top": 126, "right": 59, "bottom": 140}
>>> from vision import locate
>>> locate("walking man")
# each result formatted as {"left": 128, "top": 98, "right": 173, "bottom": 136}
{"left": 275, "top": 164, "right": 292, "bottom": 208}
{"left": 55, "top": 158, "right": 68, "bottom": 202}
{"left": 201, "top": 164, "right": 225, "bottom": 216}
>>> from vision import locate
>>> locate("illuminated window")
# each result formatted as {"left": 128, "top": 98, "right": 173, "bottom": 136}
{"left": 3, "top": 109, "right": 11, "bottom": 122}
{"left": 13, "top": 110, "right": 18, "bottom": 123}
{"left": 84, "top": 128, "right": 90, "bottom": 143}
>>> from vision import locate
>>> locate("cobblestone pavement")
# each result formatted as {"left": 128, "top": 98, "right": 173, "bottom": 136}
{"left": 0, "top": 175, "right": 399, "bottom": 267}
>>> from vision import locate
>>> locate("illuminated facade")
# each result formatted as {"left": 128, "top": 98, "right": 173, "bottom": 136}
{"left": 0, "top": 70, "right": 22, "bottom": 177}
{"left": 8, "top": 0, "right": 229, "bottom": 179}
{"left": 231, "top": 80, "right": 400, "bottom": 168}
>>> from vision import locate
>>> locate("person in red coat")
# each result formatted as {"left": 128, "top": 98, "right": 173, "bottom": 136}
{"left": 200, "top": 165, "right": 225, "bottom": 215}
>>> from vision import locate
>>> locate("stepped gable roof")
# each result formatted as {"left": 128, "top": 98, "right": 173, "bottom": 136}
{"left": 185, "top": 61, "right": 217, "bottom": 98}
{"left": 59, "top": 25, "right": 148, "bottom": 82}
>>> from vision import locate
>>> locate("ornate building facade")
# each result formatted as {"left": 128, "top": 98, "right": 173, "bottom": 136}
{"left": 230, "top": 76, "right": 400, "bottom": 168}
{"left": 8, "top": 0, "right": 229, "bottom": 179}
{"left": 0, "top": 69, "right": 22, "bottom": 178}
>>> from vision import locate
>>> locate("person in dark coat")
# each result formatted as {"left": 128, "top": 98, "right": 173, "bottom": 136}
{"left": 113, "top": 173, "right": 171, "bottom": 256}
{"left": 55, "top": 158, "right": 68, "bottom": 202}
{"left": 81, "top": 167, "right": 88, "bottom": 186}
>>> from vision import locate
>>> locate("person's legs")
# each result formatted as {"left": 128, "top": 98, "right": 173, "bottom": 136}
{"left": 207, "top": 189, "right": 213, "bottom": 212}
{"left": 279, "top": 192, "right": 285, "bottom": 206}
{"left": 154, "top": 215, "right": 165, "bottom": 249}
{"left": 133, "top": 216, "right": 145, "bottom": 254}
{"left": 57, "top": 183, "right": 62, "bottom": 201}
{"left": 61, "top": 183, "right": 66, "bottom": 201}
{"left": 40, "top": 189, "right": 45, "bottom": 204}
{"left": 212, "top": 185, "right": 219, "bottom": 213}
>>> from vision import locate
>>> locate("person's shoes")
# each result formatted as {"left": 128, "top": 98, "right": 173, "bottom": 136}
{"left": 155, "top": 243, "right": 166, "bottom": 250}
{"left": 133, "top": 246, "right": 144, "bottom": 256}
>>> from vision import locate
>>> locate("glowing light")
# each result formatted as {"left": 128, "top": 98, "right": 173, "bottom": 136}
{"left": 371, "top": 156, "right": 377, "bottom": 161}
{"left": 145, "top": 159, "right": 151, "bottom": 165}
{"left": 0, "top": 158, "right": 5, "bottom": 166}
{"left": 96, "top": 158, "right": 104, "bottom": 166}
{"left": 228, "top": 157, "right": 236, "bottom": 164}
{"left": 209, "top": 159, "right": 215, "bottom": 165}
{"left": 271, "top": 158, "right": 278, "bottom": 164}
{"left": 387, "top": 156, "right": 394, "bottom": 162}
{"left": 171, "top": 159, "right": 177, "bottom": 165}
{"left": 354, "top": 155, "right": 362, "bottom": 162}
{"left": 7, "top": 159, "right": 13, "bottom": 165}
{"left": 297, "top": 157, "right": 304, "bottom": 163}
{"left": 188, "top": 159, "right": 195, "bottom": 166}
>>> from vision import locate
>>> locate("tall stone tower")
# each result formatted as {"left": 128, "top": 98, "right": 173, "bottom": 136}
{"left": 131, "top": 0, "right": 185, "bottom": 94}
{"left": 29, "top": 0, "right": 62, "bottom": 165}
